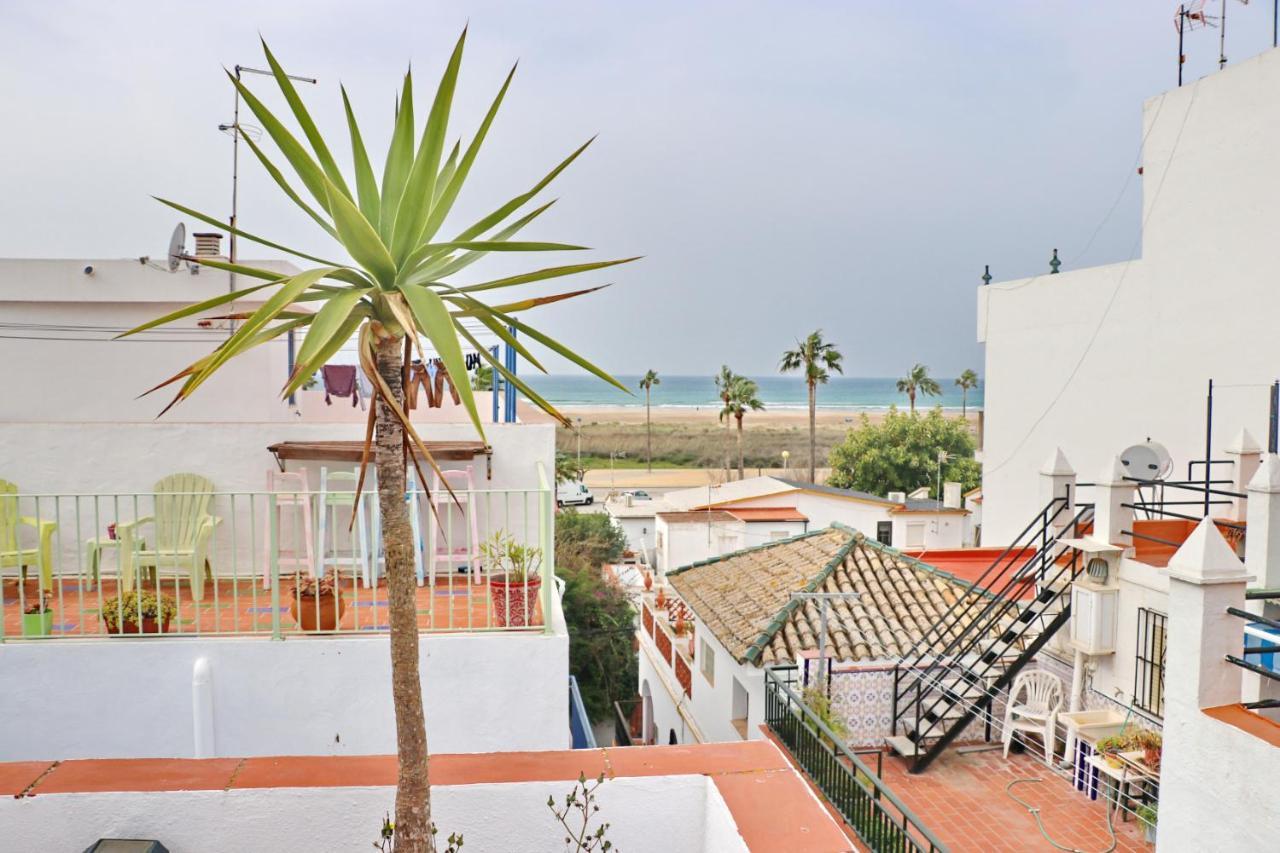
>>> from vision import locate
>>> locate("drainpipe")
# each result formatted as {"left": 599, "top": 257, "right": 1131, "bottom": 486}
{"left": 192, "top": 657, "right": 215, "bottom": 758}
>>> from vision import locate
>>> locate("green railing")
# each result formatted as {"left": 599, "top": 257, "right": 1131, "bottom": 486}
{"left": 765, "top": 666, "right": 948, "bottom": 853}
{"left": 1, "top": 465, "right": 554, "bottom": 640}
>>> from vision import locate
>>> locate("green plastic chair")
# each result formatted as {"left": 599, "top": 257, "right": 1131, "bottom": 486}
{"left": 0, "top": 479, "right": 57, "bottom": 592}
{"left": 118, "top": 473, "right": 220, "bottom": 601}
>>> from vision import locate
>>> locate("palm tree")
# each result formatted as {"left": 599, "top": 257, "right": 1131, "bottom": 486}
{"left": 719, "top": 376, "right": 764, "bottom": 479}
{"left": 471, "top": 363, "right": 493, "bottom": 392}
{"left": 125, "top": 33, "right": 635, "bottom": 853}
{"left": 714, "top": 365, "right": 737, "bottom": 479}
{"left": 897, "top": 363, "right": 942, "bottom": 415}
{"left": 955, "top": 369, "right": 979, "bottom": 418}
{"left": 639, "top": 370, "right": 660, "bottom": 472}
{"left": 779, "top": 331, "right": 843, "bottom": 483}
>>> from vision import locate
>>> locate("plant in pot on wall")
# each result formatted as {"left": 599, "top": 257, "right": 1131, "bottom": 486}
{"left": 1129, "top": 729, "right": 1162, "bottom": 772}
{"left": 291, "top": 570, "right": 346, "bottom": 632}
{"left": 482, "top": 532, "right": 543, "bottom": 628}
{"left": 22, "top": 592, "right": 54, "bottom": 637}
{"left": 102, "top": 590, "right": 177, "bottom": 635}
{"left": 1093, "top": 734, "right": 1130, "bottom": 769}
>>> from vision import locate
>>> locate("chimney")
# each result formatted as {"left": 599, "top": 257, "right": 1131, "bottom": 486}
{"left": 887, "top": 491, "right": 907, "bottom": 504}
{"left": 943, "top": 481, "right": 962, "bottom": 509}
{"left": 192, "top": 232, "right": 224, "bottom": 258}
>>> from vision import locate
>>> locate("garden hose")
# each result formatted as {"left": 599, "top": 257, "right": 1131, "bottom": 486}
{"left": 1005, "top": 778, "right": 1118, "bottom": 853}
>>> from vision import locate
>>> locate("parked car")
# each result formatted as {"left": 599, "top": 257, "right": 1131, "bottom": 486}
{"left": 621, "top": 489, "right": 652, "bottom": 501}
{"left": 557, "top": 481, "right": 595, "bottom": 507}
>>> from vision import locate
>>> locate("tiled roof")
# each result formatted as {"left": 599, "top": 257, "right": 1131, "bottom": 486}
{"left": 668, "top": 524, "right": 1007, "bottom": 666}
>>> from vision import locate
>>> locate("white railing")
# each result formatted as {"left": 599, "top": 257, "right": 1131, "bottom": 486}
{"left": 1, "top": 467, "right": 554, "bottom": 640}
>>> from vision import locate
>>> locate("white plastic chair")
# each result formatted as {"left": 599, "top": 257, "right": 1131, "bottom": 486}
{"left": 261, "top": 469, "right": 314, "bottom": 589}
{"left": 315, "top": 467, "right": 372, "bottom": 587}
{"left": 431, "top": 466, "right": 483, "bottom": 585}
{"left": 1002, "top": 669, "right": 1064, "bottom": 763}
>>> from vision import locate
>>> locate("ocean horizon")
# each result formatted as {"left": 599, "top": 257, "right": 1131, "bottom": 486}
{"left": 520, "top": 374, "right": 983, "bottom": 411}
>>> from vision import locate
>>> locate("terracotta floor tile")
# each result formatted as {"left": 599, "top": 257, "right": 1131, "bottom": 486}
{"left": 604, "top": 740, "right": 789, "bottom": 778}
{"left": 33, "top": 758, "right": 242, "bottom": 794}
{"left": 713, "top": 769, "right": 855, "bottom": 852}
{"left": 431, "top": 749, "right": 608, "bottom": 786}
{"left": 0, "top": 761, "right": 55, "bottom": 796}
{"left": 231, "top": 755, "right": 397, "bottom": 789}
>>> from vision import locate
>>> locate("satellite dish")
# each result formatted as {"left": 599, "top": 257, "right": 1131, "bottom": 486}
{"left": 167, "top": 223, "right": 187, "bottom": 272}
{"left": 1120, "top": 440, "right": 1173, "bottom": 482}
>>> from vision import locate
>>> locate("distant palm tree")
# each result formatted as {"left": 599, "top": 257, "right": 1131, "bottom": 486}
{"left": 714, "top": 365, "right": 737, "bottom": 479}
{"left": 779, "top": 331, "right": 843, "bottom": 483}
{"left": 470, "top": 363, "right": 493, "bottom": 392}
{"left": 897, "top": 363, "right": 941, "bottom": 415}
{"left": 639, "top": 370, "right": 660, "bottom": 472}
{"left": 719, "top": 376, "right": 764, "bottom": 479}
{"left": 955, "top": 369, "right": 979, "bottom": 418}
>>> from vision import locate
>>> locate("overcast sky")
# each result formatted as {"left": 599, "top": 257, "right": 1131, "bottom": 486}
{"left": 2, "top": 1, "right": 1276, "bottom": 377}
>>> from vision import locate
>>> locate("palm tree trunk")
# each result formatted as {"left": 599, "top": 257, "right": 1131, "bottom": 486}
{"left": 645, "top": 386, "right": 652, "bottom": 473}
{"left": 374, "top": 335, "right": 433, "bottom": 853}
{"left": 909, "top": 390, "right": 916, "bottom": 415}
{"left": 723, "top": 397, "right": 731, "bottom": 481}
{"left": 962, "top": 389, "right": 967, "bottom": 419}
{"left": 736, "top": 413, "right": 745, "bottom": 480}
{"left": 808, "top": 381, "right": 816, "bottom": 483}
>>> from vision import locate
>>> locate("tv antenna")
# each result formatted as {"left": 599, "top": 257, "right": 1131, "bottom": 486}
{"left": 1174, "top": 2, "right": 1217, "bottom": 86}
{"left": 167, "top": 222, "right": 196, "bottom": 274}
{"left": 217, "top": 63, "right": 317, "bottom": 335}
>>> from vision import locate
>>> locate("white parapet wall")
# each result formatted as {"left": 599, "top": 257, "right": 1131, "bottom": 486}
{"left": 1, "top": 775, "right": 747, "bottom": 853}
{"left": 0, "top": 626, "right": 569, "bottom": 760}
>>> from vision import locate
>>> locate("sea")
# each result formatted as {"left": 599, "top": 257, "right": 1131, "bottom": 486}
{"left": 520, "top": 375, "right": 983, "bottom": 412}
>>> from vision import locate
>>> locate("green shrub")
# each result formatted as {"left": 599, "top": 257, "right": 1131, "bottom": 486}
{"left": 556, "top": 510, "right": 627, "bottom": 565}
{"left": 101, "top": 590, "right": 178, "bottom": 630}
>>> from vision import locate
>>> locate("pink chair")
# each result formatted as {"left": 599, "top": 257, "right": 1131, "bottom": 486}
{"left": 431, "top": 466, "right": 483, "bottom": 584}
{"left": 262, "top": 469, "right": 314, "bottom": 589}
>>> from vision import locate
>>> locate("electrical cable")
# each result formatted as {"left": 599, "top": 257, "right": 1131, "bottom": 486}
{"left": 982, "top": 81, "right": 1202, "bottom": 478}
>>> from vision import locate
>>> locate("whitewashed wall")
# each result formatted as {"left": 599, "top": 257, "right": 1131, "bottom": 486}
{"left": 0, "top": 775, "right": 747, "bottom": 853}
{"left": 979, "top": 48, "right": 1280, "bottom": 543}
{"left": 685, "top": 618, "right": 765, "bottom": 744}
{"left": 0, "top": 607, "right": 569, "bottom": 761}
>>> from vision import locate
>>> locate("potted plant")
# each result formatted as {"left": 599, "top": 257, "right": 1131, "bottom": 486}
{"left": 1137, "top": 803, "right": 1158, "bottom": 844}
{"left": 1093, "top": 734, "right": 1129, "bottom": 769}
{"left": 290, "top": 571, "right": 345, "bottom": 632}
{"left": 482, "top": 532, "right": 543, "bottom": 627}
{"left": 1129, "top": 729, "right": 1162, "bottom": 772}
{"left": 102, "top": 590, "right": 177, "bottom": 635}
{"left": 22, "top": 592, "right": 54, "bottom": 637}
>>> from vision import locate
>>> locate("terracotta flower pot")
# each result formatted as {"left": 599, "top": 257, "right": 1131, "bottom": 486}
{"left": 490, "top": 576, "right": 542, "bottom": 627}
{"left": 643, "top": 571, "right": 653, "bottom": 592}
{"left": 106, "top": 615, "right": 172, "bottom": 635}
{"left": 291, "top": 592, "right": 346, "bottom": 632}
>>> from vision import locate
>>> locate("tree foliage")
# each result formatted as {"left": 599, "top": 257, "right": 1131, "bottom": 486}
{"left": 827, "top": 407, "right": 980, "bottom": 498}
{"left": 556, "top": 511, "right": 636, "bottom": 722}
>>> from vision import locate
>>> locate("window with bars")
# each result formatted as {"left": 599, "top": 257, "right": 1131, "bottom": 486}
{"left": 1134, "top": 608, "right": 1167, "bottom": 718}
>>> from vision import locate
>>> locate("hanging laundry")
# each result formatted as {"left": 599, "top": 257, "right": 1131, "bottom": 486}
{"left": 432, "top": 359, "right": 462, "bottom": 407}
{"left": 405, "top": 360, "right": 437, "bottom": 410}
{"left": 321, "top": 364, "right": 359, "bottom": 407}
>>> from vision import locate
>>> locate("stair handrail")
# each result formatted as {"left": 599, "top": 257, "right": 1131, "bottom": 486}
{"left": 892, "top": 496, "right": 1067, "bottom": 669}
{"left": 902, "top": 542, "right": 1086, "bottom": 739}
{"left": 892, "top": 503, "right": 1091, "bottom": 713}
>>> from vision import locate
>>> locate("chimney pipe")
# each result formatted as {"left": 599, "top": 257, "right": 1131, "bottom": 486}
{"left": 192, "top": 232, "right": 224, "bottom": 258}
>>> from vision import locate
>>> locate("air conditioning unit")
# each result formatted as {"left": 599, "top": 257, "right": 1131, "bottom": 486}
{"left": 1070, "top": 581, "right": 1118, "bottom": 655}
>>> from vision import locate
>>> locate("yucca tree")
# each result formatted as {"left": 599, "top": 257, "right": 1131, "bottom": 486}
{"left": 955, "top": 368, "right": 979, "bottom": 418}
{"left": 897, "top": 363, "right": 941, "bottom": 415}
{"left": 124, "top": 32, "right": 634, "bottom": 853}
{"left": 719, "top": 376, "right": 764, "bottom": 480}
{"left": 779, "top": 331, "right": 843, "bottom": 483}
{"left": 638, "top": 369, "right": 660, "bottom": 473}
{"left": 713, "top": 365, "right": 737, "bottom": 479}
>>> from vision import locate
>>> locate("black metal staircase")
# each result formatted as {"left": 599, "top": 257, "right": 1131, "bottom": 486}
{"left": 888, "top": 495, "right": 1093, "bottom": 773}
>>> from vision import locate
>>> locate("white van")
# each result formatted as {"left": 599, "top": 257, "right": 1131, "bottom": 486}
{"left": 556, "top": 481, "right": 595, "bottom": 507}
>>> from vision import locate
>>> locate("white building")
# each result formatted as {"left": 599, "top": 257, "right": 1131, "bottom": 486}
{"left": 979, "top": 47, "right": 1280, "bottom": 545}
{"left": 649, "top": 476, "right": 968, "bottom": 574}
{"left": 0, "top": 251, "right": 576, "bottom": 761}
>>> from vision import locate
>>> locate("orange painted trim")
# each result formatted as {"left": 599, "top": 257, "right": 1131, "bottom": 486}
{"left": 1203, "top": 703, "right": 1280, "bottom": 749}
{"left": 2, "top": 741, "right": 851, "bottom": 852}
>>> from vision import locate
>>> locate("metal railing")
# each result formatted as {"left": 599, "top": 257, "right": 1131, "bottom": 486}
{"left": 766, "top": 666, "right": 948, "bottom": 853}
{"left": 568, "top": 675, "right": 597, "bottom": 749}
{"left": 613, "top": 698, "right": 646, "bottom": 746}
{"left": 2, "top": 467, "right": 555, "bottom": 641}
{"left": 1226, "top": 604, "right": 1280, "bottom": 711}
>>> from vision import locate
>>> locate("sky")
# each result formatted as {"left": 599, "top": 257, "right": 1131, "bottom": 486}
{"left": 2, "top": 1, "right": 1276, "bottom": 378}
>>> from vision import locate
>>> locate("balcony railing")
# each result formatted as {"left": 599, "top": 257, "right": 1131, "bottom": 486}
{"left": 1, "top": 466, "right": 554, "bottom": 640}
{"left": 639, "top": 595, "right": 693, "bottom": 698}
{"left": 614, "top": 698, "right": 647, "bottom": 746}
{"left": 766, "top": 666, "right": 948, "bottom": 853}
